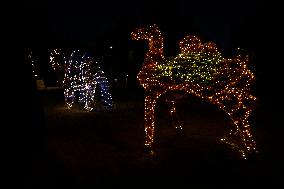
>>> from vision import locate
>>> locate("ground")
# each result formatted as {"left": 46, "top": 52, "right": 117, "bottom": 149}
{"left": 24, "top": 87, "right": 280, "bottom": 188}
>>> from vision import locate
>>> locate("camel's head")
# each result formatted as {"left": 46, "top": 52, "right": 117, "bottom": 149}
{"left": 50, "top": 48, "right": 67, "bottom": 71}
{"left": 131, "top": 24, "right": 162, "bottom": 41}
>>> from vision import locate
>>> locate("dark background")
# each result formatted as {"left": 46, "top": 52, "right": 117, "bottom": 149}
{"left": 10, "top": 0, "right": 283, "bottom": 187}
{"left": 19, "top": 0, "right": 282, "bottom": 104}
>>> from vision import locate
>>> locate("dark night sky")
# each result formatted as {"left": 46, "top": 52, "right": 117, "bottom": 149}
{"left": 22, "top": 0, "right": 279, "bottom": 53}
{"left": 47, "top": 0, "right": 251, "bottom": 47}
{"left": 45, "top": 0, "right": 264, "bottom": 50}
{"left": 21, "top": 0, "right": 280, "bottom": 47}
{"left": 20, "top": 0, "right": 283, "bottom": 104}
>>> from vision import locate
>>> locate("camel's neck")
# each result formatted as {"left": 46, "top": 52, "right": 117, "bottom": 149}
{"left": 144, "top": 38, "right": 164, "bottom": 63}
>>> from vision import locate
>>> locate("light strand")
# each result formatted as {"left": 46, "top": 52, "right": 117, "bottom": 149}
{"left": 131, "top": 24, "right": 257, "bottom": 158}
{"left": 50, "top": 48, "right": 113, "bottom": 111}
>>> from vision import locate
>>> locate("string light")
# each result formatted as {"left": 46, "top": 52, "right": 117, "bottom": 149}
{"left": 131, "top": 24, "right": 257, "bottom": 158}
{"left": 50, "top": 48, "right": 113, "bottom": 111}
{"left": 27, "top": 50, "right": 40, "bottom": 78}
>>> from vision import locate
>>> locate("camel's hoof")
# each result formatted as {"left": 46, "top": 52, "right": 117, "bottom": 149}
{"left": 144, "top": 145, "right": 155, "bottom": 155}
{"left": 176, "top": 128, "right": 185, "bottom": 137}
{"left": 245, "top": 150, "right": 259, "bottom": 161}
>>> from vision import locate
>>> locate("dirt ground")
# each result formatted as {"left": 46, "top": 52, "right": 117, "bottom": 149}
{"left": 24, "top": 87, "right": 280, "bottom": 188}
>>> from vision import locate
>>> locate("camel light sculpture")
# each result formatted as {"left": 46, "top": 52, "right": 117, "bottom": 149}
{"left": 50, "top": 49, "right": 113, "bottom": 111}
{"left": 131, "top": 24, "right": 257, "bottom": 159}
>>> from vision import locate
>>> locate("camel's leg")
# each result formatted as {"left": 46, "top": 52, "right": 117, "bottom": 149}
{"left": 144, "top": 92, "right": 162, "bottom": 154}
{"left": 83, "top": 89, "right": 92, "bottom": 111}
{"left": 238, "top": 108, "right": 257, "bottom": 154}
{"left": 64, "top": 88, "right": 74, "bottom": 109}
{"left": 83, "top": 85, "right": 96, "bottom": 111}
{"left": 78, "top": 89, "right": 85, "bottom": 103}
{"left": 98, "top": 80, "right": 113, "bottom": 109}
{"left": 166, "top": 99, "right": 184, "bottom": 135}
{"left": 226, "top": 106, "right": 257, "bottom": 158}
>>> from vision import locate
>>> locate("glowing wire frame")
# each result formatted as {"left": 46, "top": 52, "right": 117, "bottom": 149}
{"left": 50, "top": 48, "right": 113, "bottom": 111}
{"left": 131, "top": 24, "right": 257, "bottom": 158}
